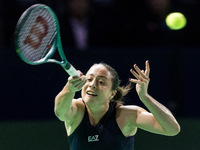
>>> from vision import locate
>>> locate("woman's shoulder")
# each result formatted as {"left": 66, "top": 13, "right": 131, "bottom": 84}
{"left": 73, "top": 98, "right": 85, "bottom": 112}
{"left": 116, "top": 104, "right": 142, "bottom": 118}
{"left": 117, "top": 104, "right": 142, "bottom": 111}
{"left": 116, "top": 103, "right": 138, "bottom": 136}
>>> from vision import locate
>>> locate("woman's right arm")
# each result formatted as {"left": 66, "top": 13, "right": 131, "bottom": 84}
{"left": 54, "top": 74, "right": 86, "bottom": 122}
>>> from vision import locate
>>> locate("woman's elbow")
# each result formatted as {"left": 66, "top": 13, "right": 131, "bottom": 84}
{"left": 167, "top": 123, "right": 181, "bottom": 136}
{"left": 173, "top": 123, "right": 181, "bottom": 135}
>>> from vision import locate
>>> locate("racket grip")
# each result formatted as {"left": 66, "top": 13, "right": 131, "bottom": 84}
{"left": 64, "top": 63, "right": 79, "bottom": 77}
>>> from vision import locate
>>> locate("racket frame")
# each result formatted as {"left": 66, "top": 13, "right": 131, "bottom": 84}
{"left": 15, "top": 4, "right": 79, "bottom": 76}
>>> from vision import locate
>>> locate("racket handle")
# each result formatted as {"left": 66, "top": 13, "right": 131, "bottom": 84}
{"left": 64, "top": 63, "right": 79, "bottom": 77}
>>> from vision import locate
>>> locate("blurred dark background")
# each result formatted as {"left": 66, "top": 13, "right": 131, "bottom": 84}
{"left": 0, "top": 0, "right": 200, "bottom": 149}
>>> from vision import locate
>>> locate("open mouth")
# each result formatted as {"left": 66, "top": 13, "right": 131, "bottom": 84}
{"left": 86, "top": 91, "right": 97, "bottom": 96}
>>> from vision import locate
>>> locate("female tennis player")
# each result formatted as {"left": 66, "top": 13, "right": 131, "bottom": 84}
{"left": 54, "top": 60, "right": 180, "bottom": 150}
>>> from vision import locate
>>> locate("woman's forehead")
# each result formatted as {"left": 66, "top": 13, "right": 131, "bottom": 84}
{"left": 86, "top": 64, "right": 112, "bottom": 78}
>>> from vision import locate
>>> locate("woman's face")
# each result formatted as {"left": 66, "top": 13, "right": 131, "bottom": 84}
{"left": 81, "top": 64, "right": 115, "bottom": 105}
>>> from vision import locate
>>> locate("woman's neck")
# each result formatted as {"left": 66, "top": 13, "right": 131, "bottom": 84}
{"left": 86, "top": 102, "right": 109, "bottom": 126}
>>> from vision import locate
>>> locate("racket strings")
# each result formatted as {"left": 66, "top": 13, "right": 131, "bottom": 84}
{"left": 18, "top": 7, "right": 57, "bottom": 62}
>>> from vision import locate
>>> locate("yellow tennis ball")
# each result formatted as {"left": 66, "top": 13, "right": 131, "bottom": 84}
{"left": 165, "top": 12, "right": 187, "bottom": 30}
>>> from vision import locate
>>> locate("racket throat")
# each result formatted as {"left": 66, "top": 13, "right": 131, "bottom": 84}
{"left": 62, "top": 61, "right": 71, "bottom": 70}
{"left": 62, "top": 62, "right": 79, "bottom": 77}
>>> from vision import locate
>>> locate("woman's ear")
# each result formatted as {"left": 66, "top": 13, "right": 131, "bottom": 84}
{"left": 110, "top": 90, "right": 117, "bottom": 100}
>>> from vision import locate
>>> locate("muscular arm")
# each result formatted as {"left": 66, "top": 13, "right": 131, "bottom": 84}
{"left": 54, "top": 74, "right": 86, "bottom": 122}
{"left": 54, "top": 84, "right": 76, "bottom": 122}
{"left": 127, "top": 61, "right": 180, "bottom": 136}
{"left": 135, "top": 94, "right": 180, "bottom": 136}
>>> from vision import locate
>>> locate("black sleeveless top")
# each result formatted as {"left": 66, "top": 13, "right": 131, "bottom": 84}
{"left": 67, "top": 101, "right": 135, "bottom": 150}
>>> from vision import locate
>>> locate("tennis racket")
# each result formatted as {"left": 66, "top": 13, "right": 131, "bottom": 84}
{"left": 15, "top": 4, "right": 79, "bottom": 77}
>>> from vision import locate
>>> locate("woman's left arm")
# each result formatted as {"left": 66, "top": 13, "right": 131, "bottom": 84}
{"left": 129, "top": 60, "right": 180, "bottom": 136}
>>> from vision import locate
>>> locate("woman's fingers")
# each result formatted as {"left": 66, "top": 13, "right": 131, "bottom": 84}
{"left": 130, "top": 60, "right": 150, "bottom": 85}
{"left": 134, "top": 64, "right": 149, "bottom": 80}
{"left": 129, "top": 78, "right": 143, "bottom": 84}
{"left": 145, "top": 60, "right": 150, "bottom": 77}
{"left": 130, "top": 68, "right": 144, "bottom": 81}
{"left": 67, "top": 71, "right": 86, "bottom": 91}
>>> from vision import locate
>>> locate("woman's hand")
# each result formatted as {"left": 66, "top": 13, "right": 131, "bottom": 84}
{"left": 67, "top": 71, "right": 86, "bottom": 92}
{"left": 129, "top": 60, "right": 150, "bottom": 99}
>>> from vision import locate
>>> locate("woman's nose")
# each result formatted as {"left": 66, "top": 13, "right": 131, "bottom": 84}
{"left": 89, "top": 80, "right": 96, "bottom": 89}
